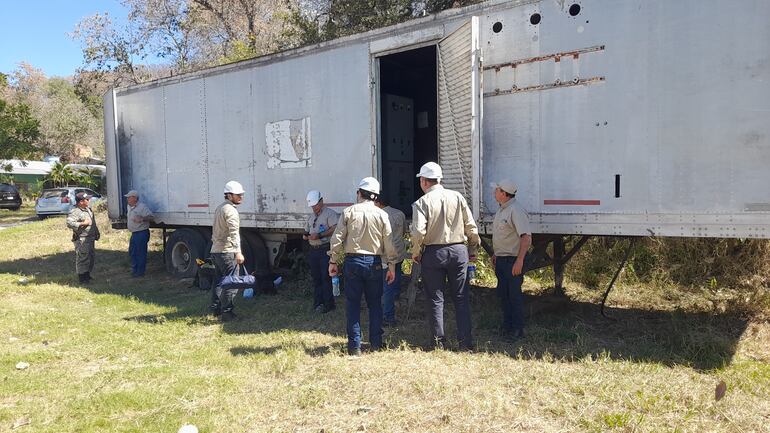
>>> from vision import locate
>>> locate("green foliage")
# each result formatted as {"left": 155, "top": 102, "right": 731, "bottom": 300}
{"left": 0, "top": 97, "right": 41, "bottom": 160}
{"left": 46, "top": 162, "right": 76, "bottom": 187}
{"left": 424, "top": 0, "right": 484, "bottom": 14}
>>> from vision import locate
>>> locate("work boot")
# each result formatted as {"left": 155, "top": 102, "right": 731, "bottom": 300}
{"left": 78, "top": 273, "right": 88, "bottom": 283}
{"left": 84, "top": 272, "right": 92, "bottom": 282}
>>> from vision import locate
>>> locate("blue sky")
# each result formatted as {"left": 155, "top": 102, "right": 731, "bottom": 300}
{"left": 0, "top": 0, "right": 129, "bottom": 78}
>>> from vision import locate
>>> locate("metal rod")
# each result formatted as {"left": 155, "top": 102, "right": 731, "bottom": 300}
{"left": 600, "top": 237, "right": 637, "bottom": 318}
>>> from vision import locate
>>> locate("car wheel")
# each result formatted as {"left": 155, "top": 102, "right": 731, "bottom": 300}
{"left": 165, "top": 228, "right": 207, "bottom": 278}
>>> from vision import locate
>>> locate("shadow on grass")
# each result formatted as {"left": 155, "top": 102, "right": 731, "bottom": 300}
{"left": 230, "top": 344, "right": 338, "bottom": 358}
{"left": 0, "top": 251, "right": 748, "bottom": 370}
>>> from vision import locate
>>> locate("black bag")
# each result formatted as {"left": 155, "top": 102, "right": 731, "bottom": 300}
{"left": 194, "top": 258, "right": 217, "bottom": 290}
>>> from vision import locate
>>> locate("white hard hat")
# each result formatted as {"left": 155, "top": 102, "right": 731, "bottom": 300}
{"left": 223, "top": 180, "right": 245, "bottom": 195}
{"left": 306, "top": 190, "right": 322, "bottom": 207}
{"left": 416, "top": 162, "right": 442, "bottom": 179}
{"left": 358, "top": 177, "right": 380, "bottom": 194}
{"left": 492, "top": 179, "right": 517, "bottom": 195}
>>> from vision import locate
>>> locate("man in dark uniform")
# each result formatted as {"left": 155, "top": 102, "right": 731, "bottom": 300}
{"left": 66, "top": 192, "right": 100, "bottom": 283}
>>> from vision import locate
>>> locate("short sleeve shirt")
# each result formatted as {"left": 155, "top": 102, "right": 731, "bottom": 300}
{"left": 305, "top": 206, "right": 339, "bottom": 246}
{"left": 127, "top": 202, "right": 153, "bottom": 232}
{"left": 492, "top": 198, "right": 531, "bottom": 257}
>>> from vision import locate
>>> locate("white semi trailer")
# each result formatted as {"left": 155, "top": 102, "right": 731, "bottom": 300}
{"left": 104, "top": 0, "right": 770, "bottom": 287}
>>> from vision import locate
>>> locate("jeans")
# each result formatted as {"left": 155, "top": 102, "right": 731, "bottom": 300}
{"left": 495, "top": 255, "right": 526, "bottom": 331}
{"left": 343, "top": 255, "right": 384, "bottom": 351}
{"left": 421, "top": 244, "right": 473, "bottom": 349}
{"left": 382, "top": 262, "right": 403, "bottom": 322}
{"left": 128, "top": 229, "right": 150, "bottom": 276}
{"left": 211, "top": 252, "right": 238, "bottom": 315}
{"left": 308, "top": 245, "right": 334, "bottom": 308}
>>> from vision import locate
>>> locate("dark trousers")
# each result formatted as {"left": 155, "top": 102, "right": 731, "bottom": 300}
{"left": 382, "top": 262, "right": 403, "bottom": 322}
{"left": 210, "top": 252, "right": 238, "bottom": 314}
{"left": 344, "top": 255, "right": 384, "bottom": 351}
{"left": 495, "top": 255, "right": 526, "bottom": 331}
{"left": 421, "top": 244, "right": 473, "bottom": 349}
{"left": 308, "top": 245, "right": 334, "bottom": 308}
{"left": 128, "top": 229, "right": 150, "bottom": 276}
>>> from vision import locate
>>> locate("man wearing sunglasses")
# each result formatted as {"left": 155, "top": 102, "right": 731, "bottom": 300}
{"left": 209, "top": 180, "right": 246, "bottom": 321}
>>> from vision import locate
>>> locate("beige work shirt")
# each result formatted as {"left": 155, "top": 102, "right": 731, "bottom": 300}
{"left": 382, "top": 205, "right": 408, "bottom": 262}
{"left": 127, "top": 202, "right": 154, "bottom": 232}
{"left": 410, "top": 184, "right": 481, "bottom": 256}
{"left": 329, "top": 201, "right": 398, "bottom": 265}
{"left": 492, "top": 198, "right": 532, "bottom": 257}
{"left": 305, "top": 206, "right": 339, "bottom": 246}
{"left": 66, "top": 206, "right": 100, "bottom": 241}
{"left": 210, "top": 200, "right": 241, "bottom": 253}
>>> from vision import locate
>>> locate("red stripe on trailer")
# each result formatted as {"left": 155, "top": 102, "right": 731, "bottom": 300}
{"left": 325, "top": 202, "right": 354, "bottom": 207}
{"left": 544, "top": 199, "right": 601, "bottom": 206}
{"left": 187, "top": 203, "right": 209, "bottom": 208}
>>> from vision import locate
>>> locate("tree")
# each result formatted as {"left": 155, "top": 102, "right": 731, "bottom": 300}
{"left": 0, "top": 74, "right": 41, "bottom": 161}
{"left": 47, "top": 162, "right": 76, "bottom": 187}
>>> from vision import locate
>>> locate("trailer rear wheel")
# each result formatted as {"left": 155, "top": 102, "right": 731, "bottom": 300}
{"left": 242, "top": 232, "right": 270, "bottom": 276}
{"left": 165, "top": 228, "right": 206, "bottom": 278}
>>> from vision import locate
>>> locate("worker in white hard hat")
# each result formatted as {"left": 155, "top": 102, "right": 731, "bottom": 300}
{"left": 303, "top": 190, "right": 339, "bottom": 313}
{"left": 374, "top": 194, "right": 407, "bottom": 326}
{"left": 328, "top": 177, "right": 398, "bottom": 356}
{"left": 491, "top": 179, "right": 531, "bottom": 339}
{"left": 411, "top": 162, "right": 481, "bottom": 351}
{"left": 209, "top": 180, "right": 246, "bottom": 321}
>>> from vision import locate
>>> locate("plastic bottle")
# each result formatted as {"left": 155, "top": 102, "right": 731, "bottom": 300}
{"left": 243, "top": 288, "right": 254, "bottom": 298}
{"left": 273, "top": 276, "right": 282, "bottom": 287}
{"left": 332, "top": 275, "right": 340, "bottom": 296}
{"left": 467, "top": 264, "right": 476, "bottom": 281}
{"left": 319, "top": 224, "right": 326, "bottom": 237}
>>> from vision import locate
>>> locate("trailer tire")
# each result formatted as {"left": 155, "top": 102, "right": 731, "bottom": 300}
{"left": 165, "top": 228, "right": 206, "bottom": 278}
{"left": 243, "top": 231, "right": 270, "bottom": 275}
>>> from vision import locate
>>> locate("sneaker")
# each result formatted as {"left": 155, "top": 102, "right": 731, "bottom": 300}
{"left": 220, "top": 311, "right": 237, "bottom": 322}
{"left": 348, "top": 347, "right": 362, "bottom": 356}
{"left": 314, "top": 305, "right": 324, "bottom": 314}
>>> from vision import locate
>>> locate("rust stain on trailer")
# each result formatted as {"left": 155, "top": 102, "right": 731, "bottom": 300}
{"left": 187, "top": 203, "right": 209, "bottom": 208}
{"left": 485, "top": 76, "right": 605, "bottom": 97}
{"left": 485, "top": 45, "right": 605, "bottom": 71}
{"left": 544, "top": 199, "right": 601, "bottom": 206}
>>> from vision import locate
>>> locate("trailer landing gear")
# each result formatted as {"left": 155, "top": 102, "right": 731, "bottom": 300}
{"left": 527, "top": 235, "right": 591, "bottom": 296}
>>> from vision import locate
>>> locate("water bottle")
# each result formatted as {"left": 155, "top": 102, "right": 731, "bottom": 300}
{"left": 243, "top": 288, "right": 254, "bottom": 298}
{"left": 319, "top": 224, "right": 326, "bottom": 237}
{"left": 273, "top": 276, "right": 282, "bottom": 287}
{"left": 467, "top": 264, "right": 476, "bottom": 281}
{"left": 332, "top": 276, "right": 340, "bottom": 296}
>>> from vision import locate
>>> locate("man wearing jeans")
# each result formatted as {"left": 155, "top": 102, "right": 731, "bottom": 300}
{"left": 209, "top": 180, "right": 246, "bottom": 322}
{"left": 411, "top": 162, "right": 480, "bottom": 351}
{"left": 303, "top": 190, "right": 338, "bottom": 313}
{"left": 491, "top": 179, "right": 532, "bottom": 339}
{"left": 328, "top": 177, "right": 397, "bottom": 356}
{"left": 125, "top": 190, "right": 154, "bottom": 277}
{"left": 375, "top": 195, "right": 406, "bottom": 326}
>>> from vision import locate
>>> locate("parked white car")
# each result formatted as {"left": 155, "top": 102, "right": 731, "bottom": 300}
{"left": 35, "top": 187, "right": 103, "bottom": 219}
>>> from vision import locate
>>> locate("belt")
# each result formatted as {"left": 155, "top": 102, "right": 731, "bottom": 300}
{"left": 346, "top": 253, "right": 379, "bottom": 257}
{"left": 425, "top": 242, "right": 464, "bottom": 247}
{"left": 309, "top": 243, "right": 330, "bottom": 249}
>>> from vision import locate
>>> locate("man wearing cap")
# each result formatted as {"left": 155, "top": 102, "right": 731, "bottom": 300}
{"left": 328, "top": 177, "right": 397, "bottom": 356}
{"left": 492, "top": 180, "right": 532, "bottom": 339}
{"left": 375, "top": 195, "right": 407, "bottom": 326}
{"left": 66, "top": 192, "right": 100, "bottom": 283}
{"left": 411, "top": 162, "right": 480, "bottom": 351}
{"left": 125, "top": 190, "right": 154, "bottom": 277}
{"left": 303, "top": 191, "right": 339, "bottom": 313}
{"left": 209, "top": 180, "right": 246, "bottom": 321}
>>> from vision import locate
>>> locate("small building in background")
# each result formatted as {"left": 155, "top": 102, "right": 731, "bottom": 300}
{"left": 0, "top": 160, "right": 52, "bottom": 190}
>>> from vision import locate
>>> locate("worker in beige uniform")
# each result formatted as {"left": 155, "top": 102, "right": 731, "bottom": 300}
{"left": 303, "top": 190, "right": 339, "bottom": 313}
{"left": 66, "top": 192, "right": 100, "bottom": 283}
{"left": 374, "top": 195, "right": 407, "bottom": 326}
{"left": 411, "top": 162, "right": 481, "bottom": 351}
{"left": 328, "top": 177, "right": 397, "bottom": 356}
{"left": 491, "top": 179, "right": 532, "bottom": 339}
{"left": 209, "top": 180, "right": 246, "bottom": 321}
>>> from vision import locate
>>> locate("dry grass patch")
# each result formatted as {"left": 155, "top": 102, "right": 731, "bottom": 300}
{"left": 1, "top": 211, "right": 769, "bottom": 432}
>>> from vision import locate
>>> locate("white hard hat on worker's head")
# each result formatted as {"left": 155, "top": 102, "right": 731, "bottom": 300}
{"left": 358, "top": 177, "right": 380, "bottom": 195}
{"left": 491, "top": 179, "right": 518, "bottom": 195}
{"left": 416, "top": 162, "right": 442, "bottom": 179}
{"left": 306, "top": 190, "right": 322, "bottom": 207}
{"left": 223, "top": 180, "right": 245, "bottom": 195}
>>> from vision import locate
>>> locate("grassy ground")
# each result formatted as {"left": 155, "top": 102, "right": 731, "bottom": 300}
{"left": 0, "top": 203, "right": 36, "bottom": 226}
{"left": 1, "top": 212, "right": 768, "bottom": 432}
